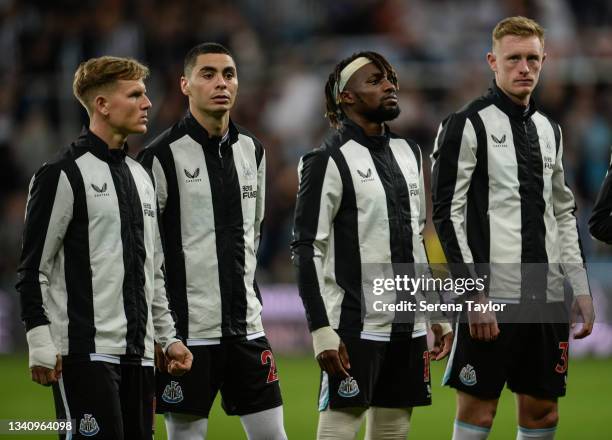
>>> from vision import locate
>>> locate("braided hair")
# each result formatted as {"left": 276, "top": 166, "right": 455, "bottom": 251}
{"left": 324, "top": 51, "right": 398, "bottom": 129}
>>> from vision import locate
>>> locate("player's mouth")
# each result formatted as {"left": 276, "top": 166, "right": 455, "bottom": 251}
{"left": 382, "top": 94, "right": 398, "bottom": 104}
{"left": 140, "top": 115, "right": 148, "bottom": 123}
{"left": 212, "top": 95, "right": 231, "bottom": 104}
{"left": 514, "top": 79, "right": 533, "bottom": 86}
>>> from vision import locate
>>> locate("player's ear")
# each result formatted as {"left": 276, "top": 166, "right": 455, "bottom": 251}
{"left": 486, "top": 52, "right": 497, "bottom": 73}
{"left": 340, "top": 90, "right": 355, "bottom": 105}
{"left": 94, "top": 94, "right": 110, "bottom": 118}
{"left": 180, "top": 76, "right": 190, "bottom": 97}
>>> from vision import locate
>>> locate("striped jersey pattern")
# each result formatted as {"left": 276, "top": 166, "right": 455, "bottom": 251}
{"left": 139, "top": 113, "right": 265, "bottom": 342}
{"left": 16, "top": 128, "right": 177, "bottom": 360}
{"left": 291, "top": 119, "right": 430, "bottom": 341}
{"left": 431, "top": 82, "right": 589, "bottom": 302}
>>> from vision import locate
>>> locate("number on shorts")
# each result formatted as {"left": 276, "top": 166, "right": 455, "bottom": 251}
{"left": 555, "top": 341, "right": 569, "bottom": 374}
{"left": 261, "top": 350, "right": 279, "bottom": 383}
{"left": 423, "top": 351, "right": 430, "bottom": 382}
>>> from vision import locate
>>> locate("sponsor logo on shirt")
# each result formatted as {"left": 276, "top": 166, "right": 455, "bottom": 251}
{"left": 79, "top": 414, "right": 100, "bottom": 436}
{"left": 459, "top": 364, "right": 477, "bottom": 386}
{"left": 143, "top": 202, "right": 155, "bottom": 218}
{"left": 91, "top": 182, "right": 109, "bottom": 197}
{"left": 184, "top": 168, "right": 202, "bottom": 183}
{"left": 162, "top": 380, "right": 184, "bottom": 404}
{"left": 491, "top": 133, "right": 507, "bottom": 148}
{"left": 338, "top": 376, "right": 360, "bottom": 398}
{"left": 409, "top": 182, "right": 419, "bottom": 196}
{"left": 543, "top": 156, "right": 554, "bottom": 170}
{"left": 242, "top": 185, "right": 257, "bottom": 199}
{"left": 357, "top": 168, "right": 374, "bottom": 183}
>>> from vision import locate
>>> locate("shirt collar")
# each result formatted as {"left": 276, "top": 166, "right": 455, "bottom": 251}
{"left": 488, "top": 80, "right": 537, "bottom": 120}
{"left": 74, "top": 127, "right": 127, "bottom": 162}
{"left": 184, "top": 111, "right": 239, "bottom": 147}
{"left": 340, "top": 117, "right": 390, "bottom": 150}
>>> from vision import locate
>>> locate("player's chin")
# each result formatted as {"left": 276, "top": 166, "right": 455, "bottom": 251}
{"left": 132, "top": 123, "right": 148, "bottom": 134}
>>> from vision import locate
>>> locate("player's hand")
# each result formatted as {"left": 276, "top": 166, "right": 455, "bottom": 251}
{"left": 166, "top": 342, "right": 193, "bottom": 376}
{"left": 316, "top": 340, "right": 350, "bottom": 378}
{"left": 154, "top": 341, "right": 168, "bottom": 372}
{"left": 468, "top": 295, "right": 499, "bottom": 342}
{"left": 31, "top": 354, "right": 62, "bottom": 386}
{"left": 430, "top": 324, "right": 453, "bottom": 360}
{"left": 571, "top": 295, "right": 595, "bottom": 339}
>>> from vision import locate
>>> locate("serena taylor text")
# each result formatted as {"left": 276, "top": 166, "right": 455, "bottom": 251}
{"left": 372, "top": 301, "right": 507, "bottom": 313}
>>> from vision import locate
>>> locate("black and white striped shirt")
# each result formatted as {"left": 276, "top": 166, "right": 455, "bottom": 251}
{"left": 16, "top": 128, "right": 177, "bottom": 362}
{"left": 291, "top": 119, "right": 429, "bottom": 341}
{"left": 431, "top": 82, "right": 589, "bottom": 302}
{"left": 139, "top": 113, "right": 266, "bottom": 343}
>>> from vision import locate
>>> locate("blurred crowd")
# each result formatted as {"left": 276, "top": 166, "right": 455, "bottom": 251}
{"left": 1, "top": 0, "right": 612, "bottom": 291}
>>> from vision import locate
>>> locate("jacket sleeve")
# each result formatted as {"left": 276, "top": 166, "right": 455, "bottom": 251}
{"left": 589, "top": 149, "right": 612, "bottom": 244}
{"left": 551, "top": 127, "right": 590, "bottom": 297}
{"left": 139, "top": 148, "right": 169, "bottom": 214}
{"left": 254, "top": 149, "right": 266, "bottom": 253}
{"left": 151, "top": 212, "right": 180, "bottom": 350}
{"left": 16, "top": 164, "right": 74, "bottom": 331}
{"left": 431, "top": 113, "right": 478, "bottom": 279}
{"left": 290, "top": 150, "right": 342, "bottom": 331}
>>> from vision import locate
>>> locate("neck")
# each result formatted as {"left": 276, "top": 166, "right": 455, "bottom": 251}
{"left": 89, "top": 119, "right": 126, "bottom": 149}
{"left": 344, "top": 111, "right": 385, "bottom": 136}
{"left": 191, "top": 106, "right": 230, "bottom": 137}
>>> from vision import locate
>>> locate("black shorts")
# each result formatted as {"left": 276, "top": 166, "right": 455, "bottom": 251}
{"left": 52, "top": 358, "right": 154, "bottom": 440}
{"left": 443, "top": 304, "right": 570, "bottom": 399}
{"left": 318, "top": 335, "right": 432, "bottom": 411}
{"left": 155, "top": 336, "right": 283, "bottom": 417}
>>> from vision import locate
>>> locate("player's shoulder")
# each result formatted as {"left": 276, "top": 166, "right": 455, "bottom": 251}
{"left": 388, "top": 132, "right": 422, "bottom": 167}
{"left": 234, "top": 121, "right": 265, "bottom": 157}
{"left": 139, "top": 120, "right": 187, "bottom": 167}
{"left": 533, "top": 109, "right": 561, "bottom": 131}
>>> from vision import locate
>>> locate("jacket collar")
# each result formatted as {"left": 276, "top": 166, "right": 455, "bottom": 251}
{"left": 488, "top": 80, "right": 537, "bottom": 120}
{"left": 339, "top": 117, "right": 390, "bottom": 150}
{"left": 73, "top": 127, "right": 127, "bottom": 163}
{"left": 184, "top": 111, "right": 239, "bottom": 148}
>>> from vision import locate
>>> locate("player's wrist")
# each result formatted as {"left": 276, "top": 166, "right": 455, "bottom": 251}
{"left": 435, "top": 322, "right": 453, "bottom": 336}
{"left": 161, "top": 338, "right": 182, "bottom": 354}
{"left": 26, "top": 325, "right": 59, "bottom": 369}
{"left": 311, "top": 326, "right": 340, "bottom": 358}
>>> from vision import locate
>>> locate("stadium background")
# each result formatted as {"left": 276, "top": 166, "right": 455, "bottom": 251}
{"left": 0, "top": 0, "right": 611, "bottom": 438}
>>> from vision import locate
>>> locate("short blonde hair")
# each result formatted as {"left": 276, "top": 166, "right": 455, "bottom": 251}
{"left": 73, "top": 56, "right": 149, "bottom": 115}
{"left": 492, "top": 16, "right": 545, "bottom": 49}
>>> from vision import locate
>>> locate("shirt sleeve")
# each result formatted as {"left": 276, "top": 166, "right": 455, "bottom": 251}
{"left": 16, "top": 164, "right": 74, "bottom": 331}
{"left": 551, "top": 127, "right": 590, "bottom": 297}
{"left": 431, "top": 113, "right": 479, "bottom": 280}
{"left": 290, "top": 150, "right": 342, "bottom": 331}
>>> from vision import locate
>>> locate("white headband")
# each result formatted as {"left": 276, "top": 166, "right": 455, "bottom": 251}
{"left": 334, "top": 57, "right": 372, "bottom": 101}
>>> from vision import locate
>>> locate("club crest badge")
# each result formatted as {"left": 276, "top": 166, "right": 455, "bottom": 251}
{"left": 79, "top": 414, "right": 100, "bottom": 436}
{"left": 459, "top": 364, "right": 477, "bottom": 386}
{"left": 242, "top": 161, "right": 256, "bottom": 180}
{"left": 162, "top": 380, "right": 184, "bottom": 404}
{"left": 338, "top": 376, "right": 360, "bottom": 398}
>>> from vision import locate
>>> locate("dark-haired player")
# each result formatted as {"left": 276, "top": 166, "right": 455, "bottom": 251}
{"left": 139, "top": 43, "right": 286, "bottom": 440}
{"left": 291, "top": 51, "right": 453, "bottom": 439}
